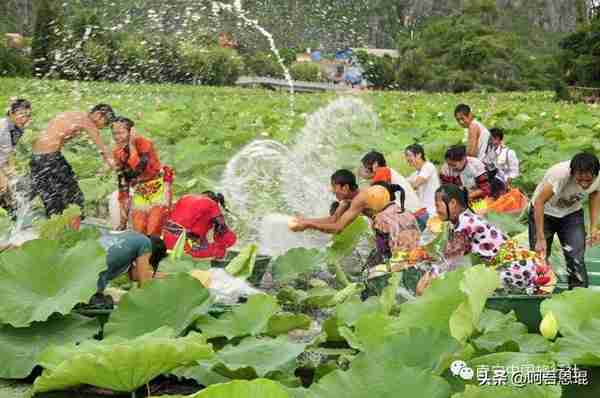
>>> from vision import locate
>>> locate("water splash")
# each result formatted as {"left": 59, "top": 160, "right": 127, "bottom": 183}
{"left": 212, "top": 1, "right": 295, "bottom": 110}
{"left": 220, "top": 97, "right": 379, "bottom": 254}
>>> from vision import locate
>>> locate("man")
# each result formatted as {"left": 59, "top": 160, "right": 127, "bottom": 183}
{"left": 91, "top": 231, "right": 168, "bottom": 307}
{"left": 0, "top": 99, "right": 31, "bottom": 217}
{"left": 455, "top": 103, "right": 493, "bottom": 164}
{"left": 112, "top": 116, "right": 172, "bottom": 236}
{"left": 405, "top": 143, "right": 440, "bottom": 216}
{"left": 30, "top": 104, "right": 116, "bottom": 220}
{"left": 529, "top": 153, "right": 600, "bottom": 289}
{"left": 359, "top": 150, "right": 420, "bottom": 211}
{"left": 440, "top": 144, "right": 501, "bottom": 201}
{"left": 291, "top": 169, "right": 374, "bottom": 234}
{"left": 489, "top": 128, "right": 520, "bottom": 188}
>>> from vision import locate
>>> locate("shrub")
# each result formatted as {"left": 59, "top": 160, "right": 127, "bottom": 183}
{"left": 289, "top": 62, "right": 321, "bottom": 82}
{"left": 244, "top": 52, "right": 284, "bottom": 78}
{"left": 180, "top": 45, "right": 242, "bottom": 86}
{"left": 0, "top": 41, "right": 32, "bottom": 77}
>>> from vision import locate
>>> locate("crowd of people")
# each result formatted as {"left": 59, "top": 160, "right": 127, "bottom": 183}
{"left": 1, "top": 99, "right": 599, "bottom": 300}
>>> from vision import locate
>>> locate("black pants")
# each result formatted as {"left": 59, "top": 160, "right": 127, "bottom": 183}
{"left": 528, "top": 208, "right": 588, "bottom": 289}
{"left": 30, "top": 152, "right": 85, "bottom": 218}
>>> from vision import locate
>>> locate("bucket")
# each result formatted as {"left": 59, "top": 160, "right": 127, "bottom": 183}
{"left": 211, "top": 250, "right": 271, "bottom": 285}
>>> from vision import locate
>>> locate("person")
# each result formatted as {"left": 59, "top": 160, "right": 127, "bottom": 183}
{"left": 359, "top": 150, "right": 420, "bottom": 211}
{"left": 91, "top": 231, "right": 168, "bottom": 306}
{"left": 416, "top": 184, "right": 555, "bottom": 296}
{"left": 0, "top": 99, "right": 32, "bottom": 217}
{"left": 454, "top": 103, "right": 493, "bottom": 164}
{"left": 489, "top": 128, "right": 520, "bottom": 188}
{"left": 30, "top": 104, "right": 116, "bottom": 220}
{"left": 112, "top": 116, "right": 173, "bottom": 236}
{"left": 366, "top": 183, "right": 421, "bottom": 266}
{"left": 405, "top": 143, "right": 440, "bottom": 216}
{"left": 528, "top": 153, "right": 600, "bottom": 289}
{"left": 162, "top": 191, "right": 237, "bottom": 259}
{"left": 291, "top": 169, "right": 369, "bottom": 234}
{"left": 440, "top": 144, "right": 505, "bottom": 201}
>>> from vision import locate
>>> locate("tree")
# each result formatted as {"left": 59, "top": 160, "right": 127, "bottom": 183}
{"left": 31, "top": 0, "right": 61, "bottom": 76}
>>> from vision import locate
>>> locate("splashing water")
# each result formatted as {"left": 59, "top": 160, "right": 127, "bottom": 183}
{"left": 212, "top": 1, "right": 295, "bottom": 111}
{"left": 220, "top": 97, "right": 380, "bottom": 255}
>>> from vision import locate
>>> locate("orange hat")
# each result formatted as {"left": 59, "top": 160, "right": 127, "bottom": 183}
{"left": 365, "top": 185, "right": 391, "bottom": 213}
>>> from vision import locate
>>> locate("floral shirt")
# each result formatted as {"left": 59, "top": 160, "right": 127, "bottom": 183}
{"left": 453, "top": 210, "right": 508, "bottom": 260}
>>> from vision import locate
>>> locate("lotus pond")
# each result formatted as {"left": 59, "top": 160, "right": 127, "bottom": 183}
{"left": 2, "top": 78, "right": 600, "bottom": 397}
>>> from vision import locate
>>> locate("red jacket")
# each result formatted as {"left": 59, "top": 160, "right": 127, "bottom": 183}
{"left": 162, "top": 195, "right": 236, "bottom": 258}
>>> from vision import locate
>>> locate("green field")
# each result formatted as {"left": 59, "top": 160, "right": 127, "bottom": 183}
{"left": 2, "top": 78, "right": 600, "bottom": 215}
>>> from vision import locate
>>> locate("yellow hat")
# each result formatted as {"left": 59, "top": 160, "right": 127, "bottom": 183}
{"left": 365, "top": 185, "right": 391, "bottom": 213}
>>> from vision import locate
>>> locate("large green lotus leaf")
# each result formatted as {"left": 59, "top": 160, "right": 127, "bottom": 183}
{"left": 195, "top": 294, "right": 280, "bottom": 339}
{"left": 172, "top": 359, "right": 231, "bottom": 387}
{"left": 306, "top": 358, "right": 451, "bottom": 398}
{"left": 171, "top": 379, "right": 290, "bottom": 398}
{"left": 473, "top": 310, "right": 550, "bottom": 354}
{"left": 469, "top": 352, "right": 555, "bottom": 369}
{"left": 270, "top": 248, "right": 324, "bottom": 282}
{"left": 452, "top": 384, "right": 562, "bottom": 398}
{"left": 225, "top": 244, "right": 257, "bottom": 280}
{"left": 552, "top": 318, "right": 600, "bottom": 366}
{"left": 104, "top": 273, "right": 212, "bottom": 338}
{"left": 540, "top": 288, "right": 600, "bottom": 337}
{"left": 216, "top": 335, "right": 308, "bottom": 377}
{"left": 0, "top": 239, "right": 106, "bottom": 327}
{"left": 33, "top": 327, "right": 214, "bottom": 393}
{"left": 266, "top": 313, "right": 312, "bottom": 337}
{"left": 325, "top": 217, "right": 369, "bottom": 262}
{"left": 388, "top": 266, "right": 499, "bottom": 342}
{"left": 0, "top": 314, "right": 98, "bottom": 378}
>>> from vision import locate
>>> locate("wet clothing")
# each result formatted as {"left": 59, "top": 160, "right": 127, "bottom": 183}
{"left": 528, "top": 208, "right": 588, "bottom": 289}
{"left": 464, "top": 120, "right": 493, "bottom": 163}
{"left": 114, "top": 135, "right": 172, "bottom": 236}
{"left": 97, "top": 231, "right": 153, "bottom": 292}
{"left": 30, "top": 152, "right": 85, "bottom": 217}
{"left": 438, "top": 210, "right": 555, "bottom": 295}
{"left": 408, "top": 161, "right": 440, "bottom": 216}
{"left": 440, "top": 157, "right": 495, "bottom": 199}
{"left": 373, "top": 203, "right": 421, "bottom": 259}
{"left": 371, "top": 167, "right": 421, "bottom": 212}
{"left": 0, "top": 118, "right": 24, "bottom": 216}
{"left": 162, "top": 195, "right": 236, "bottom": 259}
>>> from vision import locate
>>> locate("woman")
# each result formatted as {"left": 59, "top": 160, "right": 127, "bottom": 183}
{"left": 364, "top": 183, "right": 421, "bottom": 268}
{"left": 405, "top": 144, "right": 440, "bottom": 217}
{"left": 162, "top": 191, "right": 237, "bottom": 259}
{"left": 417, "top": 184, "right": 556, "bottom": 296}
{"left": 112, "top": 116, "right": 173, "bottom": 236}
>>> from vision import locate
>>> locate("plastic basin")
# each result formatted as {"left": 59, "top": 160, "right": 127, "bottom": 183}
{"left": 211, "top": 250, "right": 271, "bottom": 285}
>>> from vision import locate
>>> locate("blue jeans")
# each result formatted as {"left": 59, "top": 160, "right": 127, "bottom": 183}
{"left": 528, "top": 208, "right": 588, "bottom": 288}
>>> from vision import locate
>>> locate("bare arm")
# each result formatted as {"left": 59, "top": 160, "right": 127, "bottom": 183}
{"left": 302, "top": 196, "right": 365, "bottom": 234}
{"left": 533, "top": 183, "right": 554, "bottom": 258}
{"left": 466, "top": 124, "right": 480, "bottom": 158}
{"left": 301, "top": 200, "right": 350, "bottom": 225}
{"left": 410, "top": 176, "right": 427, "bottom": 189}
{"left": 131, "top": 253, "right": 155, "bottom": 286}
{"left": 589, "top": 190, "right": 600, "bottom": 237}
{"left": 80, "top": 119, "right": 114, "bottom": 167}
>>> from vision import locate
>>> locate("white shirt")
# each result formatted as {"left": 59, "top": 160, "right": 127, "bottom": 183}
{"left": 440, "top": 157, "right": 487, "bottom": 191}
{"left": 389, "top": 168, "right": 421, "bottom": 212}
{"left": 493, "top": 145, "right": 519, "bottom": 182}
{"left": 532, "top": 161, "right": 600, "bottom": 218}
{"left": 408, "top": 161, "right": 440, "bottom": 215}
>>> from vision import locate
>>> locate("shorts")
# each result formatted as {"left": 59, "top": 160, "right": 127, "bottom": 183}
{"left": 30, "top": 152, "right": 84, "bottom": 217}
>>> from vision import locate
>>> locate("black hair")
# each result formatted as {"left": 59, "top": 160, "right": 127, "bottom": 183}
{"left": 490, "top": 128, "right": 504, "bottom": 140}
{"left": 7, "top": 99, "right": 31, "bottom": 116}
{"left": 331, "top": 169, "right": 358, "bottom": 191}
{"left": 454, "top": 103, "right": 471, "bottom": 116}
{"left": 570, "top": 152, "right": 600, "bottom": 177}
{"left": 371, "top": 181, "right": 405, "bottom": 212}
{"left": 445, "top": 144, "right": 467, "bottom": 161}
{"left": 90, "top": 103, "right": 115, "bottom": 123}
{"left": 111, "top": 116, "right": 135, "bottom": 131}
{"left": 202, "top": 190, "right": 229, "bottom": 212}
{"left": 329, "top": 201, "right": 340, "bottom": 216}
{"left": 361, "top": 151, "right": 387, "bottom": 171}
{"left": 148, "top": 236, "right": 168, "bottom": 272}
{"left": 405, "top": 143, "right": 426, "bottom": 161}
{"left": 436, "top": 184, "right": 470, "bottom": 220}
